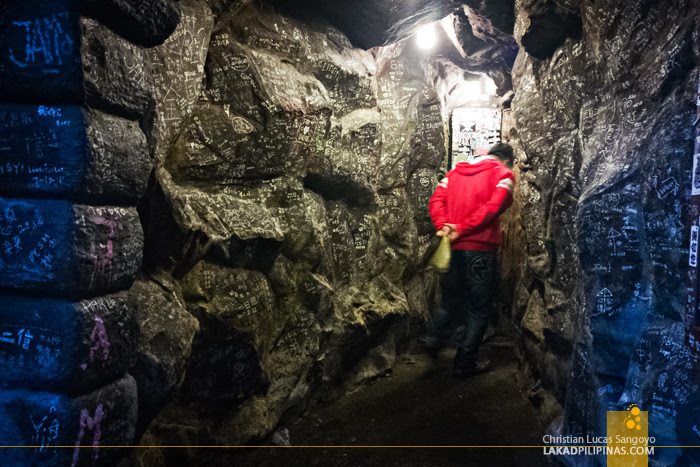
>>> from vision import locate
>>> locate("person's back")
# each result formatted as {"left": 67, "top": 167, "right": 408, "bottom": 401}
{"left": 424, "top": 143, "right": 515, "bottom": 377}
{"left": 431, "top": 156, "right": 514, "bottom": 250}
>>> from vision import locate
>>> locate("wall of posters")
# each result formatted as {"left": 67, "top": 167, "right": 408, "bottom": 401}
{"left": 450, "top": 107, "right": 502, "bottom": 169}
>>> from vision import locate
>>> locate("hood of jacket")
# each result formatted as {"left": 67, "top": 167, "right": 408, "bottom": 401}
{"left": 454, "top": 156, "right": 503, "bottom": 175}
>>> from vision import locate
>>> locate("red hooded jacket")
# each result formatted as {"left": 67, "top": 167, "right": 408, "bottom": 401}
{"left": 429, "top": 156, "right": 514, "bottom": 251}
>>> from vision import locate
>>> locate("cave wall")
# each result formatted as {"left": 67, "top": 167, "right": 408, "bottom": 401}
{"left": 0, "top": 0, "right": 180, "bottom": 465}
{"left": 134, "top": 0, "right": 446, "bottom": 456}
{"left": 0, "top": 0, "right": 446, "bottom": 464}
{"left": 507, "top": 0, "right": 700, "bottom": 464}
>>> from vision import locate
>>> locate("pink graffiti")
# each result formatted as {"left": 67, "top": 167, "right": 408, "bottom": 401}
{"left": 71, "top": 404, "right": 103, "bottom": 467}
{"left": 80, "top": 317, "right": 109, "bottom": 371}
{"left": 92, "top": 216, "right": 121, "bottom": 237}
{"left": 89, "top": 214, "right": 122, "bottom": 288}
{"left": 89, "top": 240, "right": 113, "bottom": 288}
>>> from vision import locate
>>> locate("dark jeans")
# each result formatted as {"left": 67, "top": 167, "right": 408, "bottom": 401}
{"left": 426, "top": 249, "right": 498, "bottom": 369}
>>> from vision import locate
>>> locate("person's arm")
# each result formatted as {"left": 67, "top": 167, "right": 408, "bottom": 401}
{"left": 428, "top": 174, "right": 451, "bottom": 231}
{"left": 455, "top": 174, "right": 514, "bottom": 235}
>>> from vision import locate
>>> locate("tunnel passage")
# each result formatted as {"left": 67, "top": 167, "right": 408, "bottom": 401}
{"left": 0, "top": 0, "right": 699, "bottom": 466}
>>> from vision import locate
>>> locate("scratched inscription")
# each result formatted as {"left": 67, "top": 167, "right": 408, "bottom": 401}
{"left": 0, "top": 105, "right": 86, "bottom": 197}
{"left": 0, "top": 6, "right": 82, "bottom": 99}
{"left": 0, "top": 198, "right": 70, "bottom": 291}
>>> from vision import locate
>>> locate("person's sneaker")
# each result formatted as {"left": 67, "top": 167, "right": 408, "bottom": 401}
{"left": 419, "top": 336, "right": 442, "bottom": 358}
{"left": 453, "top": 359, "right": 491, "bottom": 378}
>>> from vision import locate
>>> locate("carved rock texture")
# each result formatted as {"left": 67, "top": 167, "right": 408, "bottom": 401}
{"left": 519, "top": 0, "right": 581, "bottom": 60}
{"left": 267, "top": 0, "right": 459, "bottom": 49}
{"left": 0, "top": 375, "right": 138, "bottom": 466}
{"left": 130, "top": 0, "right": 446, "bottom": 456}
{"left": 3, "top": 0, "right": 698, "bottom": 465}
{"left": 430, "top": 4, "right": 519, "bottom": 114}
{"left": 506, "top": 0, "right": 700, "bottom": 463}
{"left": 0, "top": 0, "right": 167, "bottom": 465}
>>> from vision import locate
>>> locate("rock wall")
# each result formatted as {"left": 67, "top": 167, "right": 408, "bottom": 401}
{"left": 132, "top": 1, "right": 446, "bottom": 457}
{"left": 0, "top": 0, "right": 179, "bottom": 465}
{"left": 0, "top": 0, "right": 446, "bottom": 464}
{"left": 12, "top": 0, "right": 699, "bottom": 463}
{"left": 507, "top": 0, "right": 700, "bottom": 464}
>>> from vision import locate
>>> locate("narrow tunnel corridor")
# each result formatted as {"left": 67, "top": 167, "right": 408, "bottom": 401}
{"left": 202, "top": 339, "right": 544, "bottom": 466}
{"left": 0, "top": 0, "right": 698, "bottom": 466}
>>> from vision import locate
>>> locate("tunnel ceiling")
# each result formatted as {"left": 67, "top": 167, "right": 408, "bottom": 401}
{"left": 261, "top": 0, "right": 589, "bottom": 103}
{"left": 435, "top": 5, "right": 519, "bottom": 99}
{"left": 262, "top": 0, "right": 521, "bottom": 104}
{"left": 265, "top": 0, "right": 461, "bottom": 49}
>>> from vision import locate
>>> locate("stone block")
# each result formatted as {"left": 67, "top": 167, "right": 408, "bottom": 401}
{"left": 80, "top": 17, "right": 154, "bottom": 118}
{"left": 0, "top": 0, "right": 83, "bottom": 102}
{"left": 0, "top": 292, "right": 136, "bottom": 395}
{"left": 83, "top": 110, "right": 150, "bottom": 204}
{"left": 0, "top": 105, "right": 149, "bottom": 204}
{"left": 0, "top": 374, "right": 137, "bottom": 466}
{"left": 412, "top": 96, "right": 445, "bottom": 172}
{"left": 130, "top": 277, "right": 199, "bottom": 437}
{"left": 0, "top": 198, "right": 73, "bottom": 294}
{"left": 0, "top": 199, "right": 142, "bottom": 297}
{"left": 406, "top": 169, "right": 438, "bottom": 236}
{"left": 305, "top": 111, "right": 379, "bottom": 206}
{"left": 0, "top": 0, "right": 163, "bottom": 118}
{"left": 0, "top": 105, "right": 86, "bottom": 199}
{"left": 183, "top": 310, "right": 267, "bottom": 405}
{"left": 82, "top": 0, "right": 180, "bottom": 47}
{"left": 72, "top": 205, "right": 143, "bottom": 297}
{"left": 180, "top": 262, "right": 277, "bottom": 352}
{"left": 148, "top": 0, "right": 214, "bottom": 161}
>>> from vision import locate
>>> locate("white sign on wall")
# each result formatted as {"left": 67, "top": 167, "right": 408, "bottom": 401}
{"left": 451, "top": 107, "right": 501, "bottom": 169}
{"left": 692, "top": 153, "right": 700, "bottom": 196}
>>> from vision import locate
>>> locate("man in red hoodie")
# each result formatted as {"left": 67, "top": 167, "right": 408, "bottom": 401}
{"left": 425, "top": 143, "right": 515, "bottom": 377}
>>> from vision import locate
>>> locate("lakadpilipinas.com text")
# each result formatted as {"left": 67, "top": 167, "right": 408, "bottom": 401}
{"left": 542, "top": 435, "right": 655, "bottom": 456}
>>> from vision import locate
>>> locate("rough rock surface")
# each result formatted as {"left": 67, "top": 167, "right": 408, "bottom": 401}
{"left": 267, "top": 0, "right": 459, "bottom": 49}
{"left": 5, "top": 0, "right": 698, "bottom": 465}
{"left": 0, "top": 374, "right": 138, "bottom": 467}
{"left": 82, "top": 0, "right": 180, "bottom": 47}
{"left": 0, "top": 1, "right": 84, "bottom": 102}
{"left": 129, "top": 0, "right": 446, "bottom": 458}
{"left": 0, "top": 293, "right": 137, "bottom": 395}
{"left": 0, "top": 200, "right": 142, "bottom": 298}
{"left": 0, "top": 0, "right": 155, "bottom": 465}
{"left": 130, "top": 275, "right": 199, "bottom": 437}
{"left": 507, "top": 0, "right": 700, "bottom": 464}
{"left": 519, "top": 0, "right": 581, "bottom": 60}
{"left": 0, "top": 106, "right": 150, "bottom": 204}
{"left": 430, "top": 4, "right": 519, "bottom": 114}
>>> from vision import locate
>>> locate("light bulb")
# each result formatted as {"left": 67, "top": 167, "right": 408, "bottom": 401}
{"left": 416, "top": 23, "right": 437, "bottom": 50}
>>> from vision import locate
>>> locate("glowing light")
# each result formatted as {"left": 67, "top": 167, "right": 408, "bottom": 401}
{"left": 483, "top": 76, "right": 497, "bottom": 97}
{"left": 416, "top": 23, "right": 437, "bottom": 50}
{"left": 464, "top": 80, "right": 481, "bottom": 98}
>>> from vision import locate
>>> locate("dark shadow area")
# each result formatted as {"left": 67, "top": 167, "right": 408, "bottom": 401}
{"left": 200, "top": 338, "right": 546, "bottom": 466}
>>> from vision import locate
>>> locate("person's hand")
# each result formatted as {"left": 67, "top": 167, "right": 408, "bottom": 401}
{"left": 445, "top": 224, "right": 460, "bottom": 241}
{"left": 437, "top": 225, "right": 451, "bottom": 237}
{"left": 437, "top": 224, "right": 458, "bottom": 240}
{"left": 448, "top": 229, "right": 459, "bottom": 241}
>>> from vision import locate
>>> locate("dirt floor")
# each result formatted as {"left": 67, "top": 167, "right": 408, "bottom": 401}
{"left": 201, "top": 338, "right": 552, "bottom": 466}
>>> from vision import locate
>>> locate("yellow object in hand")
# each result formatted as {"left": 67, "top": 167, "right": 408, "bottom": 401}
{"left": 430, "top": 235, "right": 451, "bottom": 273}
